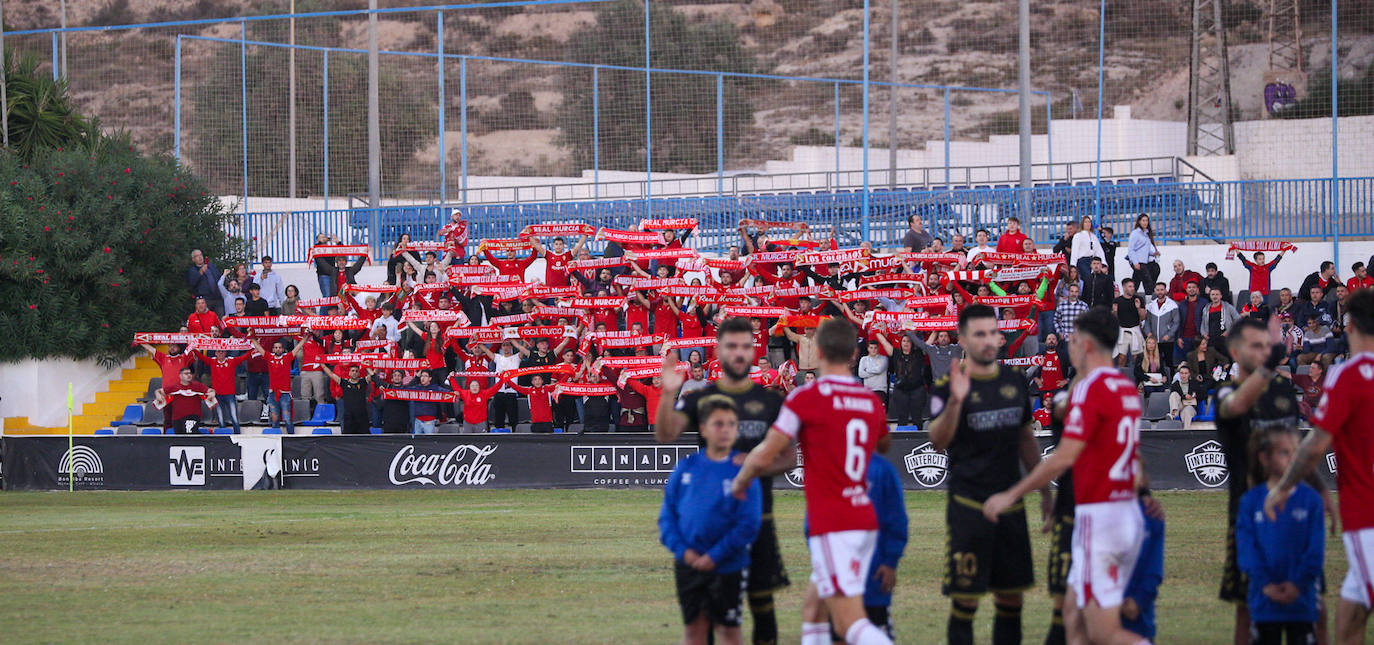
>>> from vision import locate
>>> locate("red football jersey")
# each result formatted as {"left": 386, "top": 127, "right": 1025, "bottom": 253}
{"left": 773, "top": 375, "right": 888, "bottom": 536}
{"left": 544, "top": 251, "right": 572, "bottom": 287}
{"left": 153, "top": 351, "right": 197, "bottom": 390}
{"left": 1062, "top": 366, "right": 1142, "bottom": 505}
{"left": 1312, "top": 352, "right": 1374, "bottom": 531}
{"left": 265, "top": 353, "right": 295, "bottom": 395}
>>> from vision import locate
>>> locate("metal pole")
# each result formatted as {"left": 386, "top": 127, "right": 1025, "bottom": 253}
{"left": 943, "top": 87, "right": 951, "bottom": 186}
{"left": 323, "top": 51, "right": 329, "bottom": 211}
{"left": 1017, "top": 0, "right": 1032, "bottom": 218}
{"left": 289, "top": 0, "right": 297, "bottom": 200}
{"left": 888, "top": 0, "right": 898, "bottom": 188}
{"left": 1046, "top": 95, "right": 1053, "bottom": 178}
{"left": 241, "top": 21, "right": 248, "bottom": 214}
{"left": 460, "top": 57, "right": 468, "bottom": 204}
{"left": 50, "top": 32, "right": 58, "bottom": 81}
{"left": 861, "top": 0, "right": 871, "bottom": 239}
{"left": 1095, "top": 0, "right": 1105, "bottom": 227}
{"left": 1331, "top": 0, "right": 1339, "bottom": 267}
{"left": 367, "top": 0, "right": 381, "bottom": 208}
{"left": 834, "top": 82, "right": 841, "bottom": 186}
{"left": 59, "top": 0, "right": 67, "bottom": 78}
{"left": 644, "top": 0, "right": 652, "bottom": 205}
{"left": 1, "top": 0, "right": 9, "bottom": 149}
{"left": 593, "top": 66, "right": 600, "bottom": 199}
{"left": 174, "top": 36, "right": 182, "bottom": 160}
{"left": 437, "top": 12, "right": 446, "bottom": 205}
{"left": 717, "top": 74, "right": 724, "bottom": 195}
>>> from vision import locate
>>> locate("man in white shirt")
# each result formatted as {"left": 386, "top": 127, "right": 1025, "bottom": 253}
{"left": 489, "top": 341, "right": 524, "bottom": 430}
{"left": 371, "top": 303, "right": 401, "bottom": 342}
{"left": 966, "top": 229, "right": 996, "bottom": 266}
{"left": 257, "top": 255, "right": 285, "bottom": 314}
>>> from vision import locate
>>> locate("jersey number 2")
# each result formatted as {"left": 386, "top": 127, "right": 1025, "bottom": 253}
{"left": 1108, "top": 416, "right": 1139, "bottom": 481}
{"left": 844, "top": 418, "right": 869, "bottom": 482}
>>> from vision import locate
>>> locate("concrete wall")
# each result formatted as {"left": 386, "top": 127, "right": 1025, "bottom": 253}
{"left": 1234, "top": 115, "right": 1374, "bottom": 180}
{"left": 0, "top": 356, "right": 134, "bottom": 429}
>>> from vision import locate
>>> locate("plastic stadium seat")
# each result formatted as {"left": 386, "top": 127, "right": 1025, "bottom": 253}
{"left": 894, "top": 425, "right": 921, "bottom": 432}
{"left": 437, "top": 423, "right": 460, "bottom": 434}
{"left": 291, "top": 401, "right": 312, "bottom": 424}
{"left": 517, "top": 398, "right": 531, "bottom": 424}
{"left": 139, "top": 377, "right": 162, "bottom": 403}
{"left": 116, "top": 425, "right": 139, "bottom": 435}
{"left": 213, "top": 427, "right": 234, "bottom": 435}
{"left": 238, "top": 400, "right": 265, "bottom": 424}
{"left": 116, "top": 404, "right": 143, "bottom": 425}
{"left": 1236, "top": 290, "right": 1250, "bottom": 308}
{"left": 567, "top": 423, "right": 584, "bottom": 434}
{"left": 1193, "top": 400, "right": 1216, "bottom": 423}
{"left": 95, "top": 428, "right": 115, "bottom": 435}
{"left": 1137, "top": 177, "right": 1156, "bottom": 185}
{"left": 370, "top": 427, "right": 384, "bottom": 435}
{"left": 1153, "top": 419, "right": 1185, "bottom": 430}
{"left": 1142, "top": 392, "right": 1171, "bottom": 421}
{"left": 262, "top": 427, "right": 283, "bottom": 435}
{"left": 140, "top": 427, "right": 163, "bottom": 435}
{"left": 553, "top": 427, "right": 566, "bottom": 433}
{"left": 491, "top": 427, "right": 512, "bottom": 433}
{"left": 300, "top": 403, "right": 336, "bottom": 427}
{"left": 514, "top": 423, "right": 533, "bottom": 433}
{"left": 311, "top": 428, "right": 335, "bottom": 435}
{"left": 140, "top": 403, "right": 164, "bottom": 427}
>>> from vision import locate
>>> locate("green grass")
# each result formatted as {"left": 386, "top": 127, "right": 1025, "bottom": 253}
{"left": 0, "top": 490, "right": 1346, "bottom": 644}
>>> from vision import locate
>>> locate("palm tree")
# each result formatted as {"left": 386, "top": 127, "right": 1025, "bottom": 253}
{"left": 1, "top": 51, "right": 101, "bottom": 160}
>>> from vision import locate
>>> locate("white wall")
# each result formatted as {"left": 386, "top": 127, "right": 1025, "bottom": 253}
{"left": 0, "top": 356, "right": 134, "bottom": 429}
{"left": 1234, "top": 115, "right": 1374, "bottom": 180}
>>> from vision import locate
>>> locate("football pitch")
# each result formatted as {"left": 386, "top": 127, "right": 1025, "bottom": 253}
{"left": 0, "top": 489, "right": 1346, "bottom": 644}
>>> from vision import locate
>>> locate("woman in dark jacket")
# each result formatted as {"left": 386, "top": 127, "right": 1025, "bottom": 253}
{"left": 876, "top": 333, "right": 928, "bottom": 426}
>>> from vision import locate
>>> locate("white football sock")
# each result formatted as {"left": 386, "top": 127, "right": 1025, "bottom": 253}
{"left": 800, "top": 621, "right": 831, "bottom": 645}
{"left": 845, "top": 618, "right": 893, "bottom": 645}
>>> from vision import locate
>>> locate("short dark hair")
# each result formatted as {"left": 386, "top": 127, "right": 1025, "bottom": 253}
{"left": 246, "top": 282, "right": 260, "bottom": 291}
{"left": 1155, "top": 281, "right": 1167, "bottom": 289}
{"left": 1321, "top": 261, "right": 1335, "bottom": 273}
{"left": 958, "top": 304, "right": 997, "bottom": 332}
{"left": 1354, "top": 261, "right": 1366, "bottom": 272}
{"left": 261, "top": 255, "right": 273, "bottom": 263}
{"left": 235, "top": 297, "right": 245, "bottom": 304}
{"left": 1226, "top": 317, "right": 1268, "bottom": 349}
{"left": 1074, "top": 306, "right": 1119, "bottom": 352}
{"left": 977, "top": 228, "right": 991, "bottom": 237}
{"left": 1348, "top": 288, "right": 1374, "bottom": 337}
{"left": 908, "top": 213, "right": 920, "bottom": 225}
{"left": 716, "top": 316, "right": 753, "bottom": 339}
{"left": 552, "top": 236, "right": 566, "bottom": 244}
{"left": 179, "top": 366, "right": 193, "bottom": 375}
{"left": 696, "top": 394, "right": 739, "bottom": 423}
{"left": 816, "top": 318, "right": 858, "bottom": 365}
{"left": 1006, "top": 217, "right": 1019, "bottom": 225}
{"left": 1205, "top": 262, "right": 1218, "bottom": 271}
{"left": 1101, "top": 226, "right": 1114, "bottom": 235}
{"left": 1121, "top": 278, "right": 1135, "bottom": 288}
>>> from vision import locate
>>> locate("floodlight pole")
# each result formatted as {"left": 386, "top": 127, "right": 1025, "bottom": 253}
{"left": 888, "top": 0, "right": 898, "bottom": 188}
{"left": 1017, "top": 0, "right": 1032, "bottom": 215}
{"left": 289, "top": 0, "right": 297, "bottom": 200}
{"left": 0, "top": 0, "right": 7, "bottom": 149}
{"left": 367, "top": 0, "right": 381, "bottom": 208}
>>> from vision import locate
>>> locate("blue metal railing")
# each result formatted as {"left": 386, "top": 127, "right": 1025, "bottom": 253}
{"left": 235, "top": 177, "right": 1374, "bottom": 263}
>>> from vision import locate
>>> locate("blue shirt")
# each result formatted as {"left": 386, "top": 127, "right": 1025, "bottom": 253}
{"left": 659, "top": 451, "right": 762, "bottom": 574}
{"left": 1122, "top": 499, "right": 1164, "bottom": 639}
{"left": 1236, "top": 482, "right": 1324, "bottom": 623}
{"left": 864, "top": 454, "right": 909, "bottom": 607}
{"left": 1126, "top": 228, "right": 1157, "bottom": 266}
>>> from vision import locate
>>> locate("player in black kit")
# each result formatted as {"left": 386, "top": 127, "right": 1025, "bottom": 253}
{"left": 1213, "top": 316, "right": 1333, "bottom": 645}
{"left": 926, "top": 305, "right": 1051, "bottom": 645}
{"left": 656, "top": 316, "right": 790, "bottom": 645}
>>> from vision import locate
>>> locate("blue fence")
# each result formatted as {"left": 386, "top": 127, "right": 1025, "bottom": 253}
{"left": 234, "top": 177, "right": 1374, "bottom": 263}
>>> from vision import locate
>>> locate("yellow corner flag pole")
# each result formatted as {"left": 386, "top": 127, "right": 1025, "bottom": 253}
{"left": 67, "top": 382, "right": 74, "bottom": 492}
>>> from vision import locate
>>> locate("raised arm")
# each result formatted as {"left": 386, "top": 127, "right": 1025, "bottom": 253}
{"left": 527, "top": 236, "right": 548, "bottom": 256}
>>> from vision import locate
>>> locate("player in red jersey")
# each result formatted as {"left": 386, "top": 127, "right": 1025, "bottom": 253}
{"left": 1267, "top": 288, "right": 1374, "bottom": 644}
{"left": 731, "top": 318, "right": 893, "bottom": 645}
{"left": 984, "top": 307, "right": 1149, "bottom": 645}
{"left": 528, "top": 234, "right": 588, "bottom": 289}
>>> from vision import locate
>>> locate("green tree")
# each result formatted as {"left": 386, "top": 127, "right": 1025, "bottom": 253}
{"left": 1275, "top": 66, "right": 1374, "bottom": 120}
{"left": 189, "top": 18, "right": 437, "bottom": 197}
{"left": 0, "top": 52, "right": 245, "bottom": 364}
{"left": 556, "top": 0, "right": 760, "bottom": 174}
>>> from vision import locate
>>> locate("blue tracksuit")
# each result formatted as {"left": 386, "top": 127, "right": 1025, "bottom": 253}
{"left": 864, "top": 454, "right": 909, "bottom": 607}
{"left": 1236, "top": 482, "right": 1324, "bottom": 624}
{"left": 1122, "top": 499, "right": 1165, "bottom": 639}
{"left": 659, "top": 450, "right": 762, "bottom": 575}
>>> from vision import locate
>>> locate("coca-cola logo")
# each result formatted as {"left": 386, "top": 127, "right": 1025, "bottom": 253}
{"left": 389, "top": 444, "right": 497, "bottom": 486}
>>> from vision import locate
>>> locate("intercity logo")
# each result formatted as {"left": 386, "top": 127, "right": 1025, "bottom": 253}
{"left": 571, "top": 445, "right": 697, "bottom": 473}
{"left": 784, "top": 450, "right": 805, "bottom": 488}
{"left": 904, "top": 442, "right": 949, "bottom": 488}
{"left": 1327, "top": 452, "right": 1337, "bottom": 476}
{"left": 1185, "top": 440, "right": 1229, "bottom": 488}
{"left": 58, "top": 445, "right": 104, "bottom": 488}
{"left": 169, "top": 446, "right": 206, "bottom": 486}
{"left": 1041, "top": 443, "right": 1059, "bottom": 488}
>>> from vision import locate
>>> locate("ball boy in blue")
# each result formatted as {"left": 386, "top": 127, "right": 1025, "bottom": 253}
{"left": 1237, "top": 429, "right": 1325, "bottom": 644}
{"left": 660, "top": 396, "right": 763, "bottom": 645}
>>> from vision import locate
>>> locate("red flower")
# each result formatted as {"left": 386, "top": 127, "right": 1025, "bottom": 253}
{"left": 104, "top": 247, "right": 111, "bottom": 253}
{"left": 107, "top": 195, "right": 113, "bottom": 200}
{"left": 43, "top": 226, "right": 50, "bottom": 231}
{"left": 28, "top": 257, "right": 34, "bottom": 261}
{"left": 36, "top": 269, "right": 43, "bottom": 274}
{"left": 37, "top": 206, "right": 44, "bottom": 211}
{"left": 27, "top": 304, "right": 37, "bottom": 310}
{"left": 42, "top": 279, "right": 48, "bottom": 284}
{"left": 57, "top": 172, "right": 64, "bottom": 177}
{"left": 123, "top": 168, "right": 131, "bottom": 174}
{"left": 68, "top": 216, "right": 75, "bottom": 221}
{"left": 8, "top": 181, "right": 15, "bottom": 185}
{"left": 101, "top": 323, "right": 109, "bottom": 328}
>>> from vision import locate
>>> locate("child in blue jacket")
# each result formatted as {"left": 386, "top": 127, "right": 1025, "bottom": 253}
{"left": 1122, "top": 496, "right": 1165, "bottom": 640}
{"left": 659, "top": 396, "right": 762, "bottom": 645}
{"left": 862, "top": 452, "right": 909, "bottom": 639}
{"left": 1237, "top": 428, "right": 1324, "bottom": 644}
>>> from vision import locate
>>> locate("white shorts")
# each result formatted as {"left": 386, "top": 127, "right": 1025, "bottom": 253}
{"left": 1340, "top": 528, "right": 1374, "bottom": 609}
{"left": 1115, "top": 326, "right": 1143, "bottom": 355}
{"left": 1068, "top": 500, "right": 1144, "bottom": 609}
{"left": 807, "top": 529, "right": 878, "bottom": 599}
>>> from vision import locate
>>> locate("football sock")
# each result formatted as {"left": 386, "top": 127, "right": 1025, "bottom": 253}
{"left": 749, "top": 594, "right": 777, "bottom": 645}
{"left": 1044, "top": 607, "right": 1066, "bottom": 645}
{"left": 948, "top": 601, "right": 976, "bottom": 645}
{"left": 993, "top": 601, "right": 1023, "bottom": 645}
{"left": 844, "top": 618, "right": 893, "bottom": 645}
{"left": 801, "top": 622, "right": 830, "bottom": 645}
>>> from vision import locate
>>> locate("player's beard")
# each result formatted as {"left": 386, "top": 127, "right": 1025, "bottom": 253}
{"left": 720, "top": 354, "right": 751, "bottom": 381}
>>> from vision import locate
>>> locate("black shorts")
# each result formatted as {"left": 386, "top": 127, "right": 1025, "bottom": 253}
{"left": 674, "top": 560, "right": 747, "bottom": 627}
{"left": 943, "top": 495, "right": 1034, "bottom": 599}
{"left": 747, "top": 516, "right": 790, "bottom": 595}
{"left": 1220, "top": 521, "right": 1248, "bottom": 603}
{"left": 1047, "top": 511, "right": 1074, "bottom": 596}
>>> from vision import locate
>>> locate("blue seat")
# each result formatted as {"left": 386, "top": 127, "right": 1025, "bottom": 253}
{"left": 370, "top": 427, "right": 383, "bottom": 435}
{"left": 894, "top": 425, "right": 921, "bottom": 432}
{"left": 94, "top": 428, "right": 115, "bottom": 435}
{"left": 1193, "top": 400, "right": 1216, "bottom": 423}
{"left": 262, "top": 427, "right": 283, "bottom": 435}
{"left": 491, "top": 427, "right": 512, "bottom": 433}
{"left": 311, "top": 428, "right": 334, "bottom": 435}
{"left": 1137, "top": 177, "right": 1156, "bottom": 185}
{"left": 116, "top": 404, "right": 143, "bottom": 425}
{"left": 300, "top": 403, "right": 336, "bottom": 427}
{"left": 140, "top": 427, "right": 162, "bottom": 435}
{"left": 553, "top": 427, "right": 565, "bottom": 433}
{"left": 212, "top": 427, "right": 234, "bottom": 435}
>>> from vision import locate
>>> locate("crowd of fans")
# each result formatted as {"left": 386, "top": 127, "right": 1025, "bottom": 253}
{"left": 152, "top": 210, "right": 1366, "bottom": 435}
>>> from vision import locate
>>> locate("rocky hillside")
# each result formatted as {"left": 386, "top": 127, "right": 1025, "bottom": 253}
{"left": 5, "top": 0, "right": 1368, "bottom": 190}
